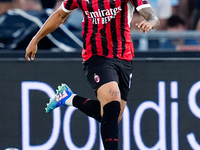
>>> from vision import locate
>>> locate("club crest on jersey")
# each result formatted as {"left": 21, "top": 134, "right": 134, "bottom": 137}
{"left": 94, "top": 74, "right": 100, "bottom": 83}
{"left": 56, "top": 90, "right": 68, "bottom": 101}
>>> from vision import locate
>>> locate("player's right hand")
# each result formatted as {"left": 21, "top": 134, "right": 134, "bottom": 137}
{"left": 136, "top": 21, "right": 153, "bottom": 33}
{"left": 25, "top": 41, "right": 37, "bottom": 61}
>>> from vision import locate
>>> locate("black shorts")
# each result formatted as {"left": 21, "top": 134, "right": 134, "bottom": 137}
{"left": 83, "top": 55, "right": 133, "bottom": 101}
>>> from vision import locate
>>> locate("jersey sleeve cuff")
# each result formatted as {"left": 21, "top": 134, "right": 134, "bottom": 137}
{"left": 136, "top": 4, "right": 151, "bottom": 11}
{"left": 61, "top": 1, "right": 72, "bottom": 13}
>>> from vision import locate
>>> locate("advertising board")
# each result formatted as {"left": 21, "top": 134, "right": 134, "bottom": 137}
{"left": 1, "top": 58, "right": 200, "bottom": 150}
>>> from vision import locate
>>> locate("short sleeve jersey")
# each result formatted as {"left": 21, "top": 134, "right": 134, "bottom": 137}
{"left": 62, "top": 0, "right": 150, "bottom": 61}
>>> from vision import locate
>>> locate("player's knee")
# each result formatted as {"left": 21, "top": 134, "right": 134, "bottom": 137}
{"left": 108, "top": 88, "right": 121, "bottom": 101}
{"left": 101, "top": 92, "right": 121, "bottom": 103}
{"left": 97, "top": 81, "right": 121, "bottom": 102}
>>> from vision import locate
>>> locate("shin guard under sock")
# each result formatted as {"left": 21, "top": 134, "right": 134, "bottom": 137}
{"left": 72, "top": 95, "right": 102, "bottom": 122}
{"left": 101, "top": 101, "right": 120, "bottom": 150}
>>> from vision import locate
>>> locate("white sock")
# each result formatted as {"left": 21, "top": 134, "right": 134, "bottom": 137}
{"left": 65, "top": 94, "right": 77, "bottom": 106}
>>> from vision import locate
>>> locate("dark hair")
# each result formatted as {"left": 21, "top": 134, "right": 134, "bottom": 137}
{"left": 167, "top": 15, "right": 186, "bottom": 27}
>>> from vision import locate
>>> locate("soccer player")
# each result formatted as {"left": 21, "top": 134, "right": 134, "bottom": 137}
{"left": 25, "top": 0, "right": 159, "bottom": 149}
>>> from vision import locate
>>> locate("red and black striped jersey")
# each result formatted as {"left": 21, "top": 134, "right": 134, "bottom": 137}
{"left": 62, "top": 0, "right": 150, "bottom": 61}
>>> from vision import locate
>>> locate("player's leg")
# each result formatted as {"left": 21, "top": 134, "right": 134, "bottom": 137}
{"left": 97, "top": 81, "right": 121, "bottom": 150}
{"left": 96, "top": 58, "right": 133, "bottom": 150}
{"left": 45, "top": 82, "right": 127, "bottom": 124}
{"left": 45, "top": 56, "right": 132, "bottom": 127}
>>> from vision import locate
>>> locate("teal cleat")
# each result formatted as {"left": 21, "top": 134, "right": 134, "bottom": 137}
{"left": 45, "top": 83, "right": 74, "bottom": 113}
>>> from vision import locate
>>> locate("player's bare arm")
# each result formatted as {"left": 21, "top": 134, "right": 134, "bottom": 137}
{"left": 25, "top": 6, "right": 70, "bottom": 61}
{"left": 136, "top": 7, "right": 160, "bottom": 33}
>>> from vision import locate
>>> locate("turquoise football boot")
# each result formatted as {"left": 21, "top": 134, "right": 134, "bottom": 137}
{"left": 45, "top": 83, "right": 74, "bottom": 113}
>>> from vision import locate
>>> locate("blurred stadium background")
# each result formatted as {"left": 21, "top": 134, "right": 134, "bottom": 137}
{"left": 0, "top": 0, "right": 200, "bottom": 149}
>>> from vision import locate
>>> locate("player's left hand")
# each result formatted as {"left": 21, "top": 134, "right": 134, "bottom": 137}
{"left": 136, "top": 21, "right": 153, "bottom": 33}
